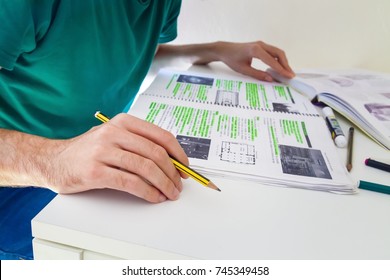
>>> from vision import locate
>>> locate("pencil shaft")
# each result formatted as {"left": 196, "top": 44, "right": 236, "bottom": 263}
{"left": 95, "top": 111, "right": 110, "bottom": 123}
{"left": 170, "top": 157, "right": 209, "bottom": 185}
{"left": 346, "top": 127, "right": 354, "bottom": 172}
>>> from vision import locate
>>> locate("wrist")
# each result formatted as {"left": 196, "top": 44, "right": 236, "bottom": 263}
{"left": 188, "top": 41, "right": 222, "bottom": 65}
{"left": 0, "top": 129, "right": 62, "bottom": 189}
{"left": 158, "top": 42, "right": 224, "bottom": 65}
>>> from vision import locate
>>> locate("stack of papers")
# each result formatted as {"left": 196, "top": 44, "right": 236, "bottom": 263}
{"left": 130, "top": 69, "right": 358, "bottom": 194}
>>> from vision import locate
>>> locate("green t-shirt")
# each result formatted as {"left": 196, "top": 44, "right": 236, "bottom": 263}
{"left": 0, "top": 0, "right": 181, "bottom": 138}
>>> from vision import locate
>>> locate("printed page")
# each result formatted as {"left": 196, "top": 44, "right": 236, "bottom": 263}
{"left": 312, "top": 70, "right": 390, "bottom": 150}
{"left": 141, "top": 70, "right": 319, "bottom": 116}
{"left": 130, "top": 94, "right": 356, "bottom": 193}
{"left": 130, "top": 70, "right": 357, "bottom": 193}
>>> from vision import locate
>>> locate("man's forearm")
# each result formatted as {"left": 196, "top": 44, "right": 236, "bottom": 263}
{"left": 0, "top": 128, "right": 57, "bottom": 188}
{"left": 156, "top": 42, "right": 221, "bottom": 65}
{"left": 158, "top": 41, "right": 295, "bottom": 82}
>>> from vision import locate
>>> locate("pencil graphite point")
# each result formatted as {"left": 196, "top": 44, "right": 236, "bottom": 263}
{"left": 208, "top": 181, "right": 221, "bottom": 192}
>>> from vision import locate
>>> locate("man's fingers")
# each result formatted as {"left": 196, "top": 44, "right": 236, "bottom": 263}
{"left": 251, "top": 42, "right": 295, "bottom": 79}
{"left": 110, "top": 113, "right": 189, "bottom": 167}
{"left": 237, "top": 66, "right": 274, "bottom": 82}
{"left": 262, "top": 43, "right": 294, "bottom": 76}
{"left": 100, "top": 166, "right": 171, "bottom": 203}
{"left": 98, "top": 148, "right": 181, "bottom": 200}
{"left": 94, "top": 121, "right": 185, "bottom": 189}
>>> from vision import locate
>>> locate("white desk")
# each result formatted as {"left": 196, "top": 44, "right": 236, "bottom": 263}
{"left": 32, "top": 65, "right": 390, "bottom": 260}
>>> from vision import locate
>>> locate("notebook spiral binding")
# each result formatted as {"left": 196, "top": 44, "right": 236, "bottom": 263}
{"left": 144, "top": 92, "right": 320, "bottom": 117}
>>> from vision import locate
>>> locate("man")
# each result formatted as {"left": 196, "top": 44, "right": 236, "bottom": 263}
{"left": 0, "top": 0, "right": 294, "bottom": 259}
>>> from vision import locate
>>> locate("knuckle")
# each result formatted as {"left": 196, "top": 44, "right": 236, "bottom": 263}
{"left": 95, "top": 123, "right": 115, "bottom": 139}
{"left": 111, "top": 113, "right": 129, "bottom": 125}
{"left": 116, "top": 112, "right": 128, "bottom": 121}
{"left": 83, "top": 164, "right": 102, "bottom": 181}
{"left": 250, "top": 42, "right": 263, "bottom": 56}
{"left": 115, "top": 172, "right": 135, "bottom": 191}
{"left": 118, "top": 174, "right": 162, "bottom": 203}
{"left": 89, "top": 144, "right": 106, "bottom": 160}
{"left": 163, "top": 133, "right": 179, "bottom": 149}
{"left": 142, "top": 188, "right": 162, "bottom": 203}
{"left": 158, "top": 176, "right": 172, "bottom": 191}
{"left": 160, "top": 129, "right": 176, "bottom": 142}
{"left": 138, "top": 158, "right": 155, "bottom": 173}
{"left": 118, "top": 151, "right": 130, "bottom": 167}
{"left": 151, "top": 145, "right": 167, "bottom": 163}
{"left": 256, "top": 40, "right": 264, "bottom": 46}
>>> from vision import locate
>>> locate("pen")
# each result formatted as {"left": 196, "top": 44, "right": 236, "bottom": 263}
{"left": 359, "top": 180, "right": 390, "bottom": 195}
{"left": 346, "top": 127, "right": 354, "bottom": 172}
{"left": 94, "top": 111, "right": 221, "bottom": 192}
{"left": 364, "top": 158, "right": 390, "bottom": 173}
{"left": 322, "top": 107, "right": 347, "bottom": 148}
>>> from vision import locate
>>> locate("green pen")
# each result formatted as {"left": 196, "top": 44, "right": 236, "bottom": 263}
{"left": 359, "top": 180, "right": 390, "bottom": 195}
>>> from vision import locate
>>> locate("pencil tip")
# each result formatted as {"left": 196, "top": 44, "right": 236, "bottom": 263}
{"left": 208, "top": 181, "right": 221, "bottom": 192}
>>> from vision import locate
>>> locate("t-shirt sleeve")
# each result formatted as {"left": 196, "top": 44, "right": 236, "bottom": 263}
{"left": 0, "top": 1, "right": 53, "bottom": 70}
{"left": 158, "top": 0, "right": 182, "bottom": 44}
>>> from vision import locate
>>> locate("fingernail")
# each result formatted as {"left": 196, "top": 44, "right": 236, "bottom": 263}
{"left": 172, "top": 187, "right": 180, "bottom": 200}
{"left": 177, "top": 180, "right": 183, "bottom": 192}
{"left": 265, "top": 76, "right": 273, "bottom": 82}
{"left": 159, "top": 194, "right": 167, "bottom": 202}
{"left": 287, "top": 71, "right": 295, "bottom": 78}
{"left": 287, "top": 69, "right": 295, "bottom": 77}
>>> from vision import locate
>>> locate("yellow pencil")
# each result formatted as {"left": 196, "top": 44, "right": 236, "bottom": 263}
{"left": 94, "top": 111, "right": 221, "bottom": 192}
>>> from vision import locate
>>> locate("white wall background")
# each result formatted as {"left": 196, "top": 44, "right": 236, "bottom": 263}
{"left": 173, "top": 0, "right": 390, "bottom": 72}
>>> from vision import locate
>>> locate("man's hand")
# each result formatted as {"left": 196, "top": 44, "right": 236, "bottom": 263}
{"left": 157, "top": 41, "right": 295, "bottom": 82}
{"left": 210, "top": 41, "right": 295, "bottom": 82}
{"left": 0, "top": 114, "right": 189, "bottom": 203}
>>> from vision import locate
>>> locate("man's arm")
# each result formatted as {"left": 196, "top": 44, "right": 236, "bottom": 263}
{"left": 0, "top": 128, "right": 54, "bottom": 187}
{"left": 0, "top": 114, "right": 188, "bottom": 203}
{"left": 156, "top": 41, "right": 295, "bottom": 82}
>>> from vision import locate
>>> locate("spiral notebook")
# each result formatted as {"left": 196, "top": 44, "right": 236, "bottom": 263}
{"left": 129, "top": 69, "right": 357, "bottom": 194}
